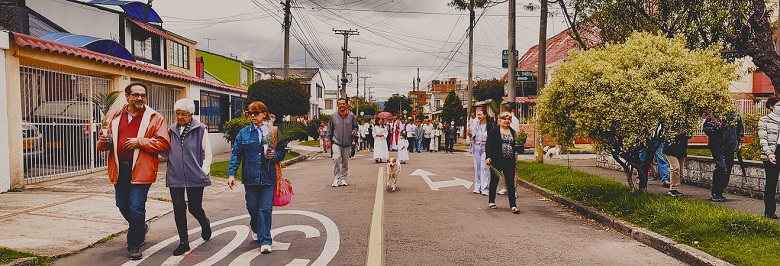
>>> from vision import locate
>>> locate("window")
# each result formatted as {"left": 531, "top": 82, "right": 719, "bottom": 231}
{"left": 231, "top": 97, "right": 248, "bottom": 119}
{"left": 132, "top": 32, "right": 161, "bottom": 63}
{"left": 325, "top": 100, "right": 333, "bottom": 109}
{"left": 316, "top": 84, "right": 323, "bottom": 98}
{"left": 241, "top": 68, "right": 250, "bottom": 85}
{"left": 200, "top": 91, "right": 224, "bottom": 133}
{"left": 170, "top": 41, "right": 189, "bottom": 69}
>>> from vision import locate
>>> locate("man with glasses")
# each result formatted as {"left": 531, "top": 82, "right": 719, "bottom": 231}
{"left": 327, "top": 98, "right": 359, "bottom": 187}
{"left": 97, "top": 82, "right": 171, "bottom": 260}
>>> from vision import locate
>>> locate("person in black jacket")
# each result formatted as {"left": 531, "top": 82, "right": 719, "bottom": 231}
{"left": 664, "top": 134, "right": 690, "bottom": 197}
{"left": 703, "top": 111, "right": 744, "bottom": 202}
{"left": 486, "top": 112, "right": 520, "bottom": 214}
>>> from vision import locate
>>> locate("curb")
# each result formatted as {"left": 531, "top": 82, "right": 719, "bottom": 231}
{"left": 516, "top": 178, "right": 733, "bottom": 266}
{"left": 5, "top": 257, "right": 42, "bottom": 266}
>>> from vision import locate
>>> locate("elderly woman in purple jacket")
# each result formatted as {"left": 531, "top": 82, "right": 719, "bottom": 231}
{"left": 166, "top": 98, "right": 213, "bottom": 256}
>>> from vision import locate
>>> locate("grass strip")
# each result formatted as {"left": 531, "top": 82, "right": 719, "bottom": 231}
{"left": 210, "top": 151, "right": 300, "bottom": 181}
{"left": 299, "top": 140, "right": 320, "bottom": 147}
{"left": 0, "top": 247, "right": 51, "bottom": 265}
{"left": 518, "top": 161, "right": 780, "bottom": 266}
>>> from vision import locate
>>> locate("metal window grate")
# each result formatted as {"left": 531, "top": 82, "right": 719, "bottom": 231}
{"left": 20, "top": 66, "right": 113, "bottom": 184}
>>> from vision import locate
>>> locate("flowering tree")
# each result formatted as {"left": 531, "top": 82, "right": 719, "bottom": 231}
{"left": 536, "top": 32, "right": 737, "bottom": 191}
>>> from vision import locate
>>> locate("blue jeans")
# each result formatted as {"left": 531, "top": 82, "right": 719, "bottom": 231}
{"left": 416, "top": 137, "right": 423, "bottom": 152}
{"left": 655, "top": 144, "right": 670, "bottom": 182}
{"left": 245, "top": 184, "right": 274, "bottom": 246}
{"left": 115, "top": 161, "right": 151, "bottom": 250}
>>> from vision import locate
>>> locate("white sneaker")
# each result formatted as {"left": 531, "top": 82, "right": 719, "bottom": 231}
{"left": 260, "top": 245, "right": 272, "bottom": 254}
{"left": 251, "top": 232, "right": 258, "bottom": 241}
{"left": 498, "top": 188, "right": 507, "bottom": 195}
{"left": 481, "top": 192, "right": 489, "bottom": 196}
{"left": 339, "top": 180, "right": 348, "bottom": 186}
{"left": 331, "top": 179, "right": 339, "bottom": 187}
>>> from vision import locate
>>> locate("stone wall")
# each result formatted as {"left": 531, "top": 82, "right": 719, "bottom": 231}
{"left": 596, "top": 154, "right": 779, "bottom": 200}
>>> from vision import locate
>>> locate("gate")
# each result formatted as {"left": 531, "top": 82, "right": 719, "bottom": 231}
{"left": 21, "top": 66, "right": 112, "bottom": 184}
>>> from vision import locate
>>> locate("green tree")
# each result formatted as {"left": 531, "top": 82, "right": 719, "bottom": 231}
{"left": 351, "top": 101, "right": 380, "bottom": 117}
{"left": 472, "top": 78, "right": 504, "bottom": 106}
{"left": 247, "top": 79, "right": 310, "bottom": 124}
{"left": 222, "top": 116, "right": 250, "bottom": 144}
{"left": 550, "top": 1, "right": 780, "bottom": 94}
{"left": 441, "top": 90, "right": 466, "bottom": 127}
{"left": 384, "top": 95, "right": 411, "bottom": 117}
{"left": 536, "top": 32, "right": 736, "bottom": 192}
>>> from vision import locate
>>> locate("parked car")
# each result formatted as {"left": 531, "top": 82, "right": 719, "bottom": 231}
{"left": 22, "top": 120, "right": 44, "bottom": 171}
{"left": 26, "top": 101, "right": 103, "bottom": 166}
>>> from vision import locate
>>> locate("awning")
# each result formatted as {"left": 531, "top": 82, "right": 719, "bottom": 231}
{"left": 87, "top": 0, "right": 163, "bottom": 23}
{"left": 502, "top": 96, "right": 537, "bottom": 104}
{"left": 40, "top": 32, "right": 135, "bottom": 61}
{"left": 127, "top": 18, "right": 172, "bottom": 40}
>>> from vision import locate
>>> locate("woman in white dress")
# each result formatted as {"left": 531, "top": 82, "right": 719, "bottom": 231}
{"left": 373, "top": 119, "right": 390, "bottom": 163}
{"left": 397, "top": 132, "right": 410, "bottom": 164}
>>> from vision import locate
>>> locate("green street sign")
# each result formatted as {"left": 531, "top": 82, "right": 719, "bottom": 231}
{"left": 403, "top": 110, "right": 407, "bottom": 114}
{"left": 516, "top": 71, "right": 535, "bottom": 82}
{"left": 502, "top": 50, "right": 518, "bottom": 69}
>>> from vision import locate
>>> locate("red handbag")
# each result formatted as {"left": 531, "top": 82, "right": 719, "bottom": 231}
{"left": 271, "top": 127, "right": 293, "bottom": 207}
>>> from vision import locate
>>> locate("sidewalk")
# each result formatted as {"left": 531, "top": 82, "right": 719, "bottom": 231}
{"left": 533, "top": 155, "right": 772, "bottom": 219}
{"left": 0, "top": 142, "right": 318, "bottom": 259}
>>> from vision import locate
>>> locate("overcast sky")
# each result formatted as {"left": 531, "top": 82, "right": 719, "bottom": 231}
{"left": 150, "top": 0, "right": 569, "bottom": 102}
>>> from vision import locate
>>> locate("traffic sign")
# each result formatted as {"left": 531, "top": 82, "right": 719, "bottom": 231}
{"left": 516, "top": 71, "right": 535, "bottom": 82}
{"left": 502, "top": 50, "right": 518, "bottom": 68}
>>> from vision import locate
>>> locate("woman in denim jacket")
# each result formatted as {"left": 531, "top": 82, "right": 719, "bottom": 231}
{"left": 227, "top": 101, "right": 289, "bottom": 253}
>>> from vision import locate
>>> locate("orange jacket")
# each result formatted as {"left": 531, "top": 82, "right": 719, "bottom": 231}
{"left": 97, "top": 105, "right": 171, "bottom": 184}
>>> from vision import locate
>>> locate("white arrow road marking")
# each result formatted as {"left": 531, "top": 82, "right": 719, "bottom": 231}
{"left": 410, "top": 169, "right": 473, "bottom": 191}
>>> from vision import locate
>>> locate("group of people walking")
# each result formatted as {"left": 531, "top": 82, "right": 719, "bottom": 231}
{"left": 97, "top": 83, "right": 288, "bottom": 260}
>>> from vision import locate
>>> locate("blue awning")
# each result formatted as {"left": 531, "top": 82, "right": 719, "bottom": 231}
{"left": 40, "top": 33, "right": 135, "bottom": 62}
{"left": 86, "top": 0, "right": 163, "bottom": 23}
{"left": 121, "top": 2, "right": 163, "bottom": 23}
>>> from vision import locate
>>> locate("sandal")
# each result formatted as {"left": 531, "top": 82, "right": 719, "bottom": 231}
{"left": 510, "top": 207, "right": 520, "bottom": 214}
{"left": 488, "top": 203, "right": 497, "bottom": 209}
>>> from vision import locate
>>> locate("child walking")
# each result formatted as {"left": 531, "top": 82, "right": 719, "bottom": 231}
{"left": 398, "top": 132, "right": 410, "bottom": 164}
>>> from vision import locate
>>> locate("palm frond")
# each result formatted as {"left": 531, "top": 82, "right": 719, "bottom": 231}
{"left": 276, "top": 121, "right": 307, "bottom": 142}
{"left": 91, "top": 91, "right": 121, "bottom": 115}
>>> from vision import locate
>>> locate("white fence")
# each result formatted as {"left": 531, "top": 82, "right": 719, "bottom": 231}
{"left": 692, "top": 99, "right": 769, "bottom": 136}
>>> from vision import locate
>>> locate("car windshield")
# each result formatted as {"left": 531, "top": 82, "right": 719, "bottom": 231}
{"left": 34, "top": 102, "right": 95, "bottom": 120}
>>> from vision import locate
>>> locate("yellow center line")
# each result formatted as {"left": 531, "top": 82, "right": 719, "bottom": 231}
{"left": 366, "top": 167, "right": 385, "bottom": 266}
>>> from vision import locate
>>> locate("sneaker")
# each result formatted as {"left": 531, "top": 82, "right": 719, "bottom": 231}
{"left": 668, "top": 190, "right": 683, "bottom": 197}
{"left": 473, "top": 191, "right": 480, "bottom": 194}
{"left": 662, "top": 181, "right": 671, "bottom": 188}
{"left": 251, "top": 232, "right": 258, "bottom": 241}
{"left": 331, "top": 179, "right": 339, "bottom": 187}
{"left": 128, "top": 248, "right": 143, "bottom": 260}
{"left": 510, "top": 207, "right": 520, "bottom": 214}
{"left": 339, "top": 180, "right": 348, "bottom": 186}
{"left": 765, "top": 214, "right": 779, "bottom": 219}
{"left": 710, "top": 194, "right": 726, "bottom": 202}
{"left": 481, "top": 192, "right": 489, "bottom": 196}
{"left": 260, "top": 245, "right": 272, "bottom": 254}
{"left": 140, "top": 223, "right": 149, "bottom": 246}
{"left": 498, "top": 188, "right": 507, "bottom": 195}
{"left": 172, "top": 241, "right": 190, "bottom": 256}
{"left": 201, "top": 218, "right": 212, "bottom": 241}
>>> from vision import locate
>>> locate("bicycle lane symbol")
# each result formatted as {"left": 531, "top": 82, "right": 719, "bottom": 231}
{"left": 121, "top": 210, "right": 340, "bottom": 266}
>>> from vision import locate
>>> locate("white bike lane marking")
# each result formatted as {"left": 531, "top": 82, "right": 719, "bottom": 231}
{"left": 122, "top": 210, "right": 340, "bottom": 266}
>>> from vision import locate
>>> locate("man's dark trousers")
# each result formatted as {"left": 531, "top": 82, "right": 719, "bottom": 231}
{"left": 709, "top": 145, "right": 734, "bottom": 197}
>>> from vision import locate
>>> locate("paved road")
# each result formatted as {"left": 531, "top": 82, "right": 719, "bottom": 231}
{"left": 54, "top": 149, "right": 683, "bottom": 265}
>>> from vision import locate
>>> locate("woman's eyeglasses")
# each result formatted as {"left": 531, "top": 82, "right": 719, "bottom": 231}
{"left": 246, "top": 111, "right": 262, "bottom": 116}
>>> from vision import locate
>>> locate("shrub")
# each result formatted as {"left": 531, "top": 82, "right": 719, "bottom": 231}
{"left": 222, "top": 116, "right": 250, "bottom": 144}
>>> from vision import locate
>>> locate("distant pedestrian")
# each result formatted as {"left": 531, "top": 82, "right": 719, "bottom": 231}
{"left": 97, "top": 82, "right": 171, "bottom": 261}
{"left": 397, "top": 132, "right": 410, "bottom": 164}
{"left": 444, "top": 119, "right": 458, "bottom": 153}
{"left": 415, "top": 120, "right": 423, "bottom": 152}
{"left": 318, "top": 121, "right": 329, "bottom": 153}
{"left": 422, "top": 119, "right": 434, "bottom": 152}
{"left": 664, "top": 134, "right": 689, "bottom": 197}
{"left": 365, "top": 119, "right": 375, "bottom": 152}
{"left": 703, "top": 111, "right": 744, "bottom": 202}
{"left": 166, "top": 98, "right": 213, "bottom": 256}
{"left": 406, "top": 118, "right": 418, "bottom": 153}
{"left": 373, "top": 119, "right": 390, "bottom": 163}
{"left": 486, "top": 112, "right": 520, "bottom": 214}
{"left": 227, "top": 101, "right": 288, "bottom": 254}
{"left": 328, "top": 98, "right": 359, "bottom": 187}
{"left": 758, "top": 95, "right": 780, "bottom": 219}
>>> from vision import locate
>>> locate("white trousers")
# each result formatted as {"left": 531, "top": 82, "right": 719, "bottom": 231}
{"left": 472, "top": 145, "right": 489, "bottom": 193}
{"left": 332, "top": 145, "right": 350, "bottom": 181}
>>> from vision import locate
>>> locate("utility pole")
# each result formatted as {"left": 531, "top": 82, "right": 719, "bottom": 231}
{"left": 535, "top": 0, "right": 548, "bottom": 163}
{"left": 416, "top": 68, "right": 421, "bottom": 117}
{"left": 334, "top": 29, "right": 359, "bottom": 99}
{"left": 507, "top": 0, "right": 517, "bottom": 117}
{"left": 368, "top": 87, "right": 373, "bottom": 102}
{"left": 360, "top": 76, "right": 371, "bottom": 100}
{"left": 350, "top": 55, "right": 365, "bottom": 117}
{"left": 466, "top": 0, "right": 475, "bottom": 123}
{"left": 283, "top": 0, "right": 292, "bottom": 79}
{"left": 203, "top": 37, "right": 215, "bottom": 51}
{"left": 776, "top": 1, "right": 780, "bottom": 54}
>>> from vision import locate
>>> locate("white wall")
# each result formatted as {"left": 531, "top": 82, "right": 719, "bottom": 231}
{"left": 0, "top": 32, "right": 10, "bottom": 192}
{"left": 27, "top": 0, "right": 121, "bottom": 40}
{"left": 730, "top": 57, "right": 755, "bottom": 94}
